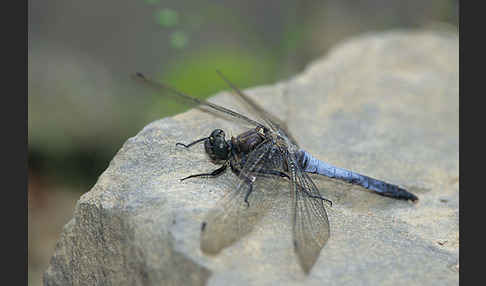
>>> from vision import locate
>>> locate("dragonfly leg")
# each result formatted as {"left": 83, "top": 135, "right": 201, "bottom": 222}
{"left": 176, "top": 137, "right": 208, "bottom": 149}
{"left": 256, "top": 169, "right": 290, "bottom": 179}
{"left": 244, "top": 183, "right": 254, "bottom": 208}
{"left": 180, "top": 164, "right": 227, "bottom": 181}
{"left": 233, "top": 165, "right": 332, "bottom": 207}
{"left": 229, "top": 164, "right": 256, "bottom": 208}
{"left": 254, "top": 169, "right": 333, "bottom": 206}
{"left": 230, "top": 161, "right": 288, "bottom": 179}
{"left": 300, "top": 187, "right": 333, "bottom": 207}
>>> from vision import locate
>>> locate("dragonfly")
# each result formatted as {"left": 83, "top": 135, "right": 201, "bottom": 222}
{"left": 133, "top": 71, "right": 418, "bottom": 274}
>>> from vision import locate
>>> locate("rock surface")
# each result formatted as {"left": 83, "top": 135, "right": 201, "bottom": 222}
{"left": 44, "top": 30, "right": 459, "bottom": 286}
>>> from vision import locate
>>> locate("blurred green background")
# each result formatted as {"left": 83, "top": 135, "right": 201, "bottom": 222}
{"left": 28, "top": 0, "right": 458, "bottom": 285}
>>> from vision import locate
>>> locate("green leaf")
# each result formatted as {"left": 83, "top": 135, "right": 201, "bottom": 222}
{"left": 154, "top": 8, "right": 179, "bottom": 27}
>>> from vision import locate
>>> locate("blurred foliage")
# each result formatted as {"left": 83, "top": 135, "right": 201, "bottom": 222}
{"left": 144, "top": 47, "right": 278, "bottom": 120}
{"left": 28, "top": 89, "right": 145, "bottom": 188}
{"left": 169, "top": 30, "right": 189, "bottom": 49}
{"left": 154, "top": 8, "right": 179, "bottom": 28}
{"left": 144, "top": 0, "right": 161, "bottom": 4}
{"left": 28, "top": 0, "right": 459, "bottom": 191}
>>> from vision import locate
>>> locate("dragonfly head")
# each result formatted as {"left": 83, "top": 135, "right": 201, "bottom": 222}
{"left": 205, "top": 129, "right": 230, "bottom": 163}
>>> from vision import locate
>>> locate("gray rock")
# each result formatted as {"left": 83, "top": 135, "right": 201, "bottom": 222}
{"left": 44, "top": 29, "right": 458, "bottom": 286}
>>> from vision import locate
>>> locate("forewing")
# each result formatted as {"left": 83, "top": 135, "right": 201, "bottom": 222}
{"left": 200, "top": 141, "right": 285, "bottom": 254}
{"left": 216, "top": 71, "right": 299, "bottom": 145}
{"left": 289, "top": 156, "right": 330, "bottom": 274}
{"left": 133, "top": 73, "right": 265, "bottom": 129}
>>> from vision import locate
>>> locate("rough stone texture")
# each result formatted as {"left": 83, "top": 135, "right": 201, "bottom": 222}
{"left": 44, "top": 30, "right": 458, "bottom": 286}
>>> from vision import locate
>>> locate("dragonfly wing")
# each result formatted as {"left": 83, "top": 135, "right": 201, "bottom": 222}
{"left": 289, "top": 155, "right": 330, "bottom": 274}
{"left": 216, "top": 71, "right": 299, "bottom": 145}
{"left": 133, "top": 73, "right": 265, "bottom": 129}
{"left": 200, "top": 141, "right": 285, "bottom": 254}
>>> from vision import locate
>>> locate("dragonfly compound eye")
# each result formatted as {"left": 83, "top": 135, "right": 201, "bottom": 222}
{"left": 205, "top": 129, "right": 230, "bottom": 162}
{"left": 209, "top": 129, "right": 226, "bottom": 141}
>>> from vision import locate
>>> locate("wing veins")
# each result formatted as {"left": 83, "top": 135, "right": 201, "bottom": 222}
{"left": 133, "top": 73, "right": 265, "bottom": 128}
{"left": 200, "top": 141, "right": 282, "bottom": 254}
{"left": 216, "top": 70, "right": 299, "bottom": 145}
{"left": 290, "top": 156, "right": 330, "bottom": 274}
